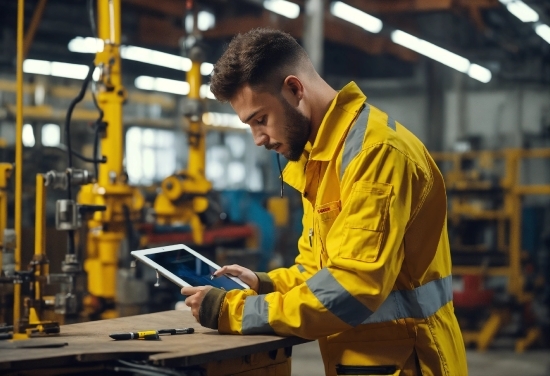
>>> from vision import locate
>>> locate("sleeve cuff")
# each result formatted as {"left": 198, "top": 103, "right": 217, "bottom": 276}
{"left": 199, "top": 288, "right": 227, "bottom": 330}
{"left": 255, "top": 272, "right": 275, "bottom": 294}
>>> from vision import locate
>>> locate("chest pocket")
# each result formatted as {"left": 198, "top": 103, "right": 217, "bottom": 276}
{"left": 340, "top": 181, "right": 392, "bottom": 262}
{"left": 315, "top": 200, "right": 341, "bottom": 253}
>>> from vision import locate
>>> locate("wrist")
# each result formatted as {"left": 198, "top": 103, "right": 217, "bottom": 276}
{"left": 254, "top": 272, "right": 275, "bottom": 294}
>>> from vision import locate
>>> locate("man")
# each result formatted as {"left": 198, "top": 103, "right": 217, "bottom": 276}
{"left": 182, "top": 28, "right": 467, "bottom": 376}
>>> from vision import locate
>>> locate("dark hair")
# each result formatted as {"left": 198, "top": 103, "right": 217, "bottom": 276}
{"left": 210, "top": 28, "right": 309, "bottom": 102}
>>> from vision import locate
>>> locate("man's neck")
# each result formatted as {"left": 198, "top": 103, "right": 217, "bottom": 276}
{"left": 308, "top": 79, "right": 338, "bottom": 145}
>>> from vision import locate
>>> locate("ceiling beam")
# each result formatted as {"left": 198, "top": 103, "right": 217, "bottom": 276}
{"left": 123, "top": 0, "right": 186, "bottom": 16}
{"left": 139, "top": 11, "right": 418, "bottom": 62}
{"left": 343, "top": 0, "right": 499, "bottom": 13}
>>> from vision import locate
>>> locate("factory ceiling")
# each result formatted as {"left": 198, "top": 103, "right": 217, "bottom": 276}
{"left": 0, "top": 0, "right": 548, "bottom": 85}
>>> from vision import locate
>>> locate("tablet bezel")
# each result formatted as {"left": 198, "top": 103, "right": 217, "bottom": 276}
{"left": 131, "top": 244, "right": 250, "bottom": 289}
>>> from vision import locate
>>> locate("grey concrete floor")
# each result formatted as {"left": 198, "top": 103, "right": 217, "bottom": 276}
{"left": 291, "top": 341, "right": 550, "bottom": 376}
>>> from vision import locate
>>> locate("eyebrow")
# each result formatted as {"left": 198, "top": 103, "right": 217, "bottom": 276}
{"left": 243, "top": 109, "right": 261, "bottom": 124}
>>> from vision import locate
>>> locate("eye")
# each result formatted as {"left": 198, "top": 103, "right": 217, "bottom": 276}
{"left": 256, "top": 116, "right": 266, "bottom": 125}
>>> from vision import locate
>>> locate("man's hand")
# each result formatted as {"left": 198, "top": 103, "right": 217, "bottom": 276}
{"left": 181, "top": 286, "right": 213, "bottom": 322}
{"left": 213, "top": 264, "right": 259, "bottom": 292}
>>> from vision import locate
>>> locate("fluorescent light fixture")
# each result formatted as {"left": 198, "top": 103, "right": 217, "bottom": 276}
{"left": 330, "top": 1, "right": 383, "bottom": 33}
{"left": 391, "top": 30, "right": 491, "bottom": 83}
{"left": 24, "top": 59, "right": 94, "bottom": 80}
{"left": 135, "top": 76, "right": 217, "bottom": 99}
{"left": 202, "top": 112, "right": 248, "bottom": 129}
{"left": 135, "top": 76, "right": 190, "bottom": 95}
{"left": 22, "top": 124, "right": 35, "bottom": 147}
{"left": 499, "top": 0, "right": 539, "bottom": 23}
{"left": 23, "top": 59, "right": 51, "bottom": 75}
{"left": 198, "top": 11, "right": 216, "bottom": 31}
{"left": 68, "top": 37, "right": 104, "bottom": 53}
{"left": 201, "top": 62, "right": 214, "bottom": 76}
{"left": 200, "top": 84, "right": 216, "bottom": 100}
{"left": 535, "top": 24, "right": 550, "bottom": 44}
{"left": 391, "top": 30, "right": 470, "bottom": 73}
{"left": 51, "top": 62, "right": 89, "bottom": 79}
{"left": 264, "top": 0, "right": 300, "bottom": 19}
{"left": 121, "top": 46, "right": 192, "bottom": 71}
{"left": 69, "top": 37, "right": 215, "bottom": 75}
{"left": 468, "top": 64, "right": 492, "bottom": 83}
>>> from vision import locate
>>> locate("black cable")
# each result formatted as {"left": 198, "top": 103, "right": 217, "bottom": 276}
{"left": 64, "top": 61, "right": 96, "bottom": 198}
{"left": 87, "top": 0, "right": 97, "bottom": 39}
{"left": 91, "top": 90, "right": 104, "bottom": 180}
{"left": 277, "top": 153, "right": 284, "bottom": 198}
{"left": 71, "top": 148, "right": 106, "bottom": 164}
{"left": 63, "top": 62, "right": 95, "bottom": 256}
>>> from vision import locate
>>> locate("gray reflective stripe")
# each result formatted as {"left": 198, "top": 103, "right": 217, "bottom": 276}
{"left": 387, "top": 115, "right": 396, "bottom": 131}
{"left": 307, "top": 268, "right": 373, "bottom": 327}
{"left": 362, "top": 275, "right": 453, "bottom": 324}
{"left": 340, "top": 104, "right": 370, "bottom": 180}
{"left": 242, "top": 295, "right": 276, "bottom": 335}
{"left": 297, "top": 264, "right": 306, "bottom": 273}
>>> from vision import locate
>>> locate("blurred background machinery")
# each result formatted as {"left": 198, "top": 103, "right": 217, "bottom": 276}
{"left": 0, "top": 0, "right": 548, "bottom": 363}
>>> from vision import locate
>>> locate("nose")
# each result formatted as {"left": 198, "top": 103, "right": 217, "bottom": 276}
{"left": 252, "top": 130, "right": 269, "bottom": 147}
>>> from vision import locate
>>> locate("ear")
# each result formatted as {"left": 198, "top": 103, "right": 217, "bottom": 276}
{"left": 282, "top": 75, "right": 304, "bottom": 106}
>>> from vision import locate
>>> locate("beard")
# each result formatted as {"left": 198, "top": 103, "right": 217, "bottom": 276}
{"left": 277, "top": 97, "right": 311, "bottom": 161}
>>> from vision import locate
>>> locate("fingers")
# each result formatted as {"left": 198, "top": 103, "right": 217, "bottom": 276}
{"left": 213, "top": 264, "right": 242, "bottom": 277}
{"left": 181, "top": 286, "right": 201, "bottom": 296}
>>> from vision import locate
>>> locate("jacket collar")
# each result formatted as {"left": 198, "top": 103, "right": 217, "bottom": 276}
{"left": 309, "top": 81, "right": 366, "bottom": 162}
{"left": 282, "top": 82, "right": 366, "bottom": 193}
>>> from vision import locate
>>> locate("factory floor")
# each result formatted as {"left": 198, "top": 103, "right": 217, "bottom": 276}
{"left": 290, "top": 341, "right": 550, "bottom": 376}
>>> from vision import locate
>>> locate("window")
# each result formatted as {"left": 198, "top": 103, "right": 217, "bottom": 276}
{"left": 42, "top": 123, "right": 60, "bottom": 146}
{"left": 22, "top": 124, "right": 35, "bottom": 147}
{"left": 125, "top": 127, "right": 176, "bottom": 185}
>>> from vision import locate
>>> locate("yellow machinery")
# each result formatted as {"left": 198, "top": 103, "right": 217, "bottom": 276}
{"left": 432, "top": 148, "right": 550, "bottom": 352}
{"left": 153, "top": 45, "right": 211, "bottom": 245}
{"left": 77, "top": 0, "right": 144, "bottom": 317}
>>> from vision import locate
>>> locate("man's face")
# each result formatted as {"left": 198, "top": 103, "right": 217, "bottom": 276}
{"left": 231, "top": 84, "right": 311, "bottom": 161}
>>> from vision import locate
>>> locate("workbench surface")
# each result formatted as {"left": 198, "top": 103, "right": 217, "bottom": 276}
{"left": 0, "top": 310, "right": 309, "bottom": 371}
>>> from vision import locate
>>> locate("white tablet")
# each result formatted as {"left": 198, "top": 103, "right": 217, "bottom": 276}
{"left": 131, "top": 244, "right": 249, "bottom": 290}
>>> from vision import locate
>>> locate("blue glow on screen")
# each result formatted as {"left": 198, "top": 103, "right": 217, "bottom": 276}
{"left": 147, "top": 250, "right": 244, "bottom": 290}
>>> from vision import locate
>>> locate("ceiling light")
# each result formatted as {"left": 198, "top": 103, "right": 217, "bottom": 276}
{"left": 499, "top": 0, "right": 539, "bottom": 23}
{"left": 468, "top": 64, "right": 492, "bottom": 83}
{"left": 263, "top": 0, "right": 300, "bottom": 19}
{"left": 23, "top": 59, "right": 51, "bottom": 75}
{"left": 68, "top": 37, "right": 104, "bottom": 53}
{"left": 391, "top": 30, "right": 470, "bottom": 73}
{"left": 202, "top": 112, "right": 248, "bottom": 129}
{"left": 24, "top": 59, "right": 97, "bottom": 80}
{"left": 51, "top": 62, "right": 89, "bottom": 79}
{"left": 200, "top": 84, "right": 216, "bottom": 100}
{"left": 121, "top": 46, "right": 192, "bottom": 71}
{"left": 201, "top": 62, "right": 214, "bottom": 76}
{"left": 330, "top": 1, "right": 383, "bottom": 34}
{"left": 69, "top": 37, "right": 214, "bottom": 75}
{"left": 391, "top": 30, "right": 491, "bottom": 83}
{"left": 535, "top": 24, "right": 550, "bottom": 44}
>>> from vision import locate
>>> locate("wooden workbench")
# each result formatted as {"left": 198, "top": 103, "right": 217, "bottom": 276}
{"left": 0, "top": 310, "right": 310, "bottom": 375}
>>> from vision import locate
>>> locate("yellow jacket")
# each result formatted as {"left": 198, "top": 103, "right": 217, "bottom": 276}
{"left": 201, "top": 82, "right": 467, "bottom": 376}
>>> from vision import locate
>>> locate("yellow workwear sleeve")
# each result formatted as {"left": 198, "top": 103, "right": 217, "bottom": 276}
{"left": 217, "top": 143, "right": 429, "bottom": 339}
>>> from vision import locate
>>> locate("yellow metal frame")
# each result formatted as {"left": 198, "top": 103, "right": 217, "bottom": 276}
{"left": 13, "top": 0, "right": 25, "bottom": 334}
{"left": 153, "top": 57, "right": 211, "bottom": 244}
{"left": 78, "top": 0, "right": 143, "bottom": 308}
{"left": 432, "top": 148, "right": 550, "bottom": 351}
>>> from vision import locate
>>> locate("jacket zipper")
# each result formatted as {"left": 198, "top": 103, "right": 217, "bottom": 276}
{"left": 308, "top": 228, "right": 313, "bottom": 247}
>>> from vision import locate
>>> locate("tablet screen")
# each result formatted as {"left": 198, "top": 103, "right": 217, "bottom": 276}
{"left": 146, "top": 249, "right": 245, "bottom": 290}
